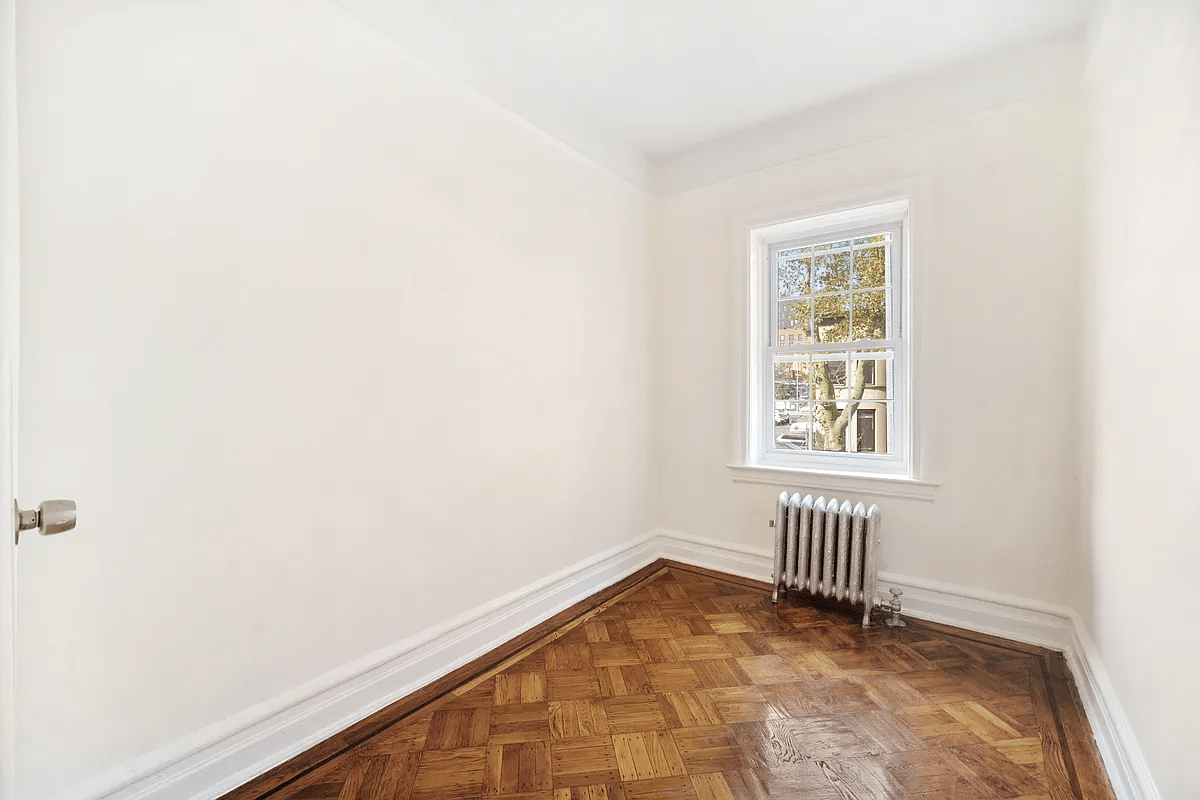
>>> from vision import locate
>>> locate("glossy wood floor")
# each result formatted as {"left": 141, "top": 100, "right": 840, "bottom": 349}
{"left": 224, "top": 561, "right": 1116, "bottom": 800}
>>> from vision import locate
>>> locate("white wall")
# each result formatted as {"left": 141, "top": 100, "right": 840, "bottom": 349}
{"left": 655, "top": 92, "right": 1086, "bottom": 608}
{"left": 14, "top": 1, "right": 652, "bottom": 797}
{"left": 1084, "top": 1, "right": 1200, "bottom": 797}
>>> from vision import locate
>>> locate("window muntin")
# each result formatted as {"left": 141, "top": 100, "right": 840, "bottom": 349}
{"left": 751, "top": 204, "right": 908, "bottom": 476}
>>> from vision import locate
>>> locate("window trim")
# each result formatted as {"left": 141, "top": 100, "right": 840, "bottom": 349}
{"left": 741, "top": 199, "right": 915, "bottom": 479}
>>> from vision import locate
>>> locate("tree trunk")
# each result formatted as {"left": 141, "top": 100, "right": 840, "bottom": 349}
{"left": 812, "top": 358, "right": 869, "bottom": 451}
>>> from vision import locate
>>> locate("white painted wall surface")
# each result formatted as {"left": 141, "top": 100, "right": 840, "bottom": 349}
{"left": 655, "top": 94, "right": 1086, "bottom": 609}
{"left": 14, "top": 1, "right": 651, "bottom": 797}
{"left": 1084, "top": 1, "right": 1200, "bottom": 797}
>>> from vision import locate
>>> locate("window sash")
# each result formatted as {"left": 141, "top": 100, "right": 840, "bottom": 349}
{"left": 760, "top": 345, "right": 902, "bottom": 465}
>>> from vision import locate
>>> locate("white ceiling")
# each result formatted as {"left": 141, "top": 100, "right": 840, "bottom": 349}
{"left": 335, "top": 0, "right": 1091, "bottom": 183}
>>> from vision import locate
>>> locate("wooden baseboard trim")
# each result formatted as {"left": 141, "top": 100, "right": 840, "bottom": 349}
{"left": 219, "top": 558, "right": 672, "bottom": 800}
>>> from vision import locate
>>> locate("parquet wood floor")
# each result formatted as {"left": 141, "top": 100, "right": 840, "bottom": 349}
{"left": 222, "top": 561, "right": 1116, "bottom": 800}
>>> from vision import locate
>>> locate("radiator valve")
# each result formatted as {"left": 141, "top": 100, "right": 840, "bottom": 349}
{"left": 884, "top": 587, "right": 906, "bottom": 627}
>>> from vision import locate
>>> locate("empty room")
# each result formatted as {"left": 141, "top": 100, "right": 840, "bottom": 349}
{"left": 0, "top": 0, "right": 1197, "bottom": 799}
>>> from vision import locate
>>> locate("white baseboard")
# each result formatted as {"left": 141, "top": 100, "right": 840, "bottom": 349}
{"left": 77, "top": 528, "right": 1159, "bottom": 800}
{"left": 76, "top": 533, "right": 660, "bottom": 800}
{"left": 655, "top": 527, "right": 1159, "bottom": 800}
{"left": 1062, "top": 617, "right": 1161, "bottom": 800}
{"left": 655, "top": 528, "right": 1075, "bottom": 651}
{"left": 655, "top": 527, "right": 1076, "bottom": 649}
{"left": 656, "top": 528, "right": 776, "bottom": 584}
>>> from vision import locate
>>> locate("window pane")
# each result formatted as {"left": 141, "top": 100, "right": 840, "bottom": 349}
{"left": 773, "top": 356, "right": 811, "bottom": 452}
{"left": 813, "top": 294, "right": 851, "bottom": 343}
{"left": 851, "top": 289, "right": 887, "bottom": 340}
{"left": 849, "top": 402, "right": 890, "bottom": 454}
{"left": 773, "top": 357, "right": 811, "bottom": 403}
{"left": 811, "top": 396, "right": 889, "bottom": 453}
{"left": 812, "top": 248, "right": 851, "bottom": 294}
{"left": 777, "top": 252, "right": 810, "bottom": 298}
{"left": 852, "top": 244, "right": 887, "bottom": 289}
{"left": 853, "top": 233, "right": 890, "bottom": 247}
{"left": 810, "top": 356, "right": 847, "bottom": 402}
{"left": 811, "top": 402, "right": 847, "bottom": 452}
{"left": 777, "top": 299, "right": 812, "bottom": 343}
{"left": 774, "top": 403, "right": 811, "bottom": 452}
{"left": 851, "top": 352, "right": 893, "bottom": 400}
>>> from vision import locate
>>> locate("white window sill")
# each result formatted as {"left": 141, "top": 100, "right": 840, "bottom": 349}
{"left": 727, "top": 464, "right": 939, "bottom": 501}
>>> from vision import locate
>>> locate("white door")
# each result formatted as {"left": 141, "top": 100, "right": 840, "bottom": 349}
{"left": 0, "top": 3, "right": 76, "bottom": 796}
{"left": 1, "top": 0, "right": 21, "bottom": 794}
{"left": 1, "top": 0, "right": 20, "bottom": 796}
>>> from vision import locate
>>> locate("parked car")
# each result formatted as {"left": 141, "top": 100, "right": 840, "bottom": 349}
{"left": 775, "top": 430, "right": 809, "bottom": 450}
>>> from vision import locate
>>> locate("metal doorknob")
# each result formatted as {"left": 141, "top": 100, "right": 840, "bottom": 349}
{"left": 15, "top": 499, "right": 77, "bottom": 540}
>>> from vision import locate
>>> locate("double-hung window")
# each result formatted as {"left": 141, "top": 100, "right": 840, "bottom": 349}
{"left": 746, "top": 200, "right": 910, "bottom": 477}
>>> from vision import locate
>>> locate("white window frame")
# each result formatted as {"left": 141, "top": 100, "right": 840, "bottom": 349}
{"left": 744, "top": 199, "right": 913, "bottom": 479}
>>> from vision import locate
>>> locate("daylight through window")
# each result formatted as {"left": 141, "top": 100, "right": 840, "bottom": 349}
{"left": 749, "top": 201, "right": 909, "bottom": 476}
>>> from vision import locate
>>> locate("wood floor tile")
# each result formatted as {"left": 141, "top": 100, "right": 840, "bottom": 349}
{"left": 546, "top": 644, "right": 595, "bottom": 672}
{"left": 734, "top": 655, "right": 800, "bottom": 685}
{"left": 613, "top": 731, "right": 687, "bottom": 780}
{"left": 549, "top": 700, "right": 611, "bottom": 739}
{"left": 551, "top": 785, "right": 619, "bottom": 800}
{"left": 780, "top": 715, "right": 879, "bottom": 760}
{"left": 621, "top": 775, "right": 698, "bottom": 800}
{"left": 665, "top": 616, "right": 716, "bottom": 638}
{"left": 590, "top": 642, "right": 641, "bottom": 668}
{"left": 645, "top": 664, "right": 703, "bottom": 693}
{"left": 857, "top": 673, "right": 927, "bottom": 710}
{"left": 582, "top": 621, "right": 614, "bottom": 643}
{"left": 658, "top": 691, "right": 723, "bottom": 729}
{"left": 447, "top": 679, "right": 500, "bottom": 708}
{"left": 751, "top": 761, "right": 846, "bottom": 800}
{"left": 351, "top": 715, "right": 430, "bottom": 759}
{"left": 411, "top": 747, "right": 487, "bottom": 800}
{"left": 717, "top": 634, "right": 774, "bottom": 658}
{"left": 670, "top": 725, "right": 745, "bottom": 774}
{"left": 949, "top": 741, "right": 1048, "bottom": 797}
{"left": 496, "top": 672, "right": 548, "bottom": 705}
{"left": 842, "top": 709, "right": 926, "bottom": 755}
{"left": 550, "top": 735, "right": 622, "bottom": 788}
{"left": 675, "top": 636, "right": 732, "bottom": 662}
{"left": 706, "top": 686, "right": 779, "bottom": 724}
{"left": 597, "top": 665, "right": 654, "bottom": 697}
{"left": 703, "top": 614, "right": 758, "bottom": 635}
{"left": 636, "top": 638, "right": 687, "bottom": 664}
{"left": 759, "top": 683, "right": 827, "bottom": 719}
{"left": 491, "top": 703, "right": 551, "bottom": 744}
{"left": 879, "top": 749, "right": 990, "bottom": 800}
{"left": 893, "top": 704, "right": 987, "bottom": 748}
{"left": 805, "top": 677, "right": 882, "bottom": 714}
{"left": 993, "top": 735, "right": 1045, "bottom": 769}
{"left": 484, "top": 741, "right": 552, "bottom": 797}
{"left": 654, "top": 598, "right": 700, "bottom": 616}
{"left": 425, "top": 707, "right": 491, "bottom": 750}
{"left": 689, "top": 770, "right": 767, "bottom": 800}
{"left": 941, "top": 700, "right": 1025, "bottom": 742}
{"left": 690, "top": 659, "right": 752, "bottom": 690}
{"left": 628, "top": 601, "right": 666, "bottom": 620}
{"left": 784, "top": 650, "right": 845, "bottom": 679}
{"left": 223, "top": 562, "right": 1117, "bottom": 800}
{"left": 819, "top": 757, "right": 912, "bottom": 799}
{"left": 604, "top": 694, "right": 668, "bottom": 733}
{"left": 548, "top": 670, "right": 603, "bottom": 701}
{"left": 627, "top": 619, "right": 673, "bottom": 639}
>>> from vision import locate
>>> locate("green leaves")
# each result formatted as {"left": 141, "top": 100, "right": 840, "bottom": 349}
{"left": 776, "top": 235, "right": 889, "bottom": 346}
